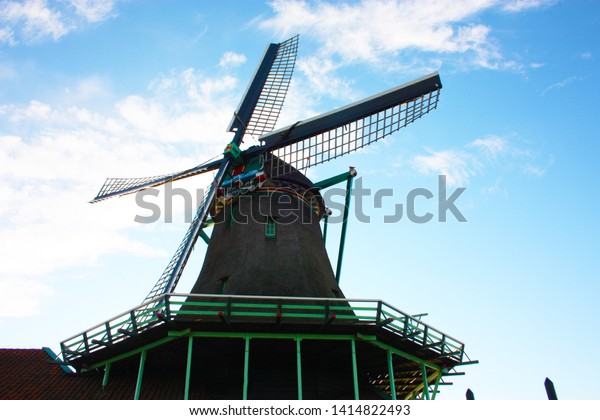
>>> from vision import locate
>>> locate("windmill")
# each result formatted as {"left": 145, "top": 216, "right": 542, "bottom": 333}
{"left": 60, "top": 35, "right": 475, "bottom": 400}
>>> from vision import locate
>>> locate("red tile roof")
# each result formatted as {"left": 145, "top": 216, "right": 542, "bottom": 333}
{"left": 0, "top": 348, "right": 122, "bottom": 399}
{"left": 0, "top": 348, "right": 189, "bottom": 399}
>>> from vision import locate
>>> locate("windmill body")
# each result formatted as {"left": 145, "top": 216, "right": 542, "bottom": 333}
{"left": 57, "top": 36, "right": 475, "bottom": 400}
{"left": 192, "top": 155, "right": 343, "bottom": 298}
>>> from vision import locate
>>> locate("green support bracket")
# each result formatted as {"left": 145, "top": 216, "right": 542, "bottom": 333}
{"left": 243, "top": 337, "right": 250, "bottom": 400}
{"left": 102, "top": 362, "right": 111, "bottom": 390}
{"left": 314, "top": 167, "right": 357, "bottom": 285}
{"left": 184, "top": 336, "right": 193, "bottom": 400}
{"left": 313, "top": 169, "right": 357, "bottom": 190}
{"left": 336, "top": 169, "right": 356, "bottom": 285}
{"left": 356, "top": 333, "right": 441, "bottom": 371}
{"left": 199, "top": 230, "right": 211, "bottom": 245}
{"left": 351, "top": 338, "right": 359, "bottom": 400}
{"left": 431, "top": 371, "right": 443, "bottom": 401}
{"left": 199, "top": 219, "right": 214, "bottom": 245}
{"left": 421, "top": 364, "right": 430, "bottom": 400}
{"left": 84, "top": 336, "right": 178, "bottom": 372}
{"left": 296, "top": 339, "right": 303, "bottom": 400}
{"left": 322, "top": 214, "right": 329, "bottom": 245}
{"left": 134, "top": 350, "right": 147, "bottom": 400}
{"left": 387, "top": 350, "right": 396, "bottom": 400}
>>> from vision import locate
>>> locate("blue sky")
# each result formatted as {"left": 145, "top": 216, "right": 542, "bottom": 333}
{"left": 1, "top": 0, "right": 599, "bottom": 400}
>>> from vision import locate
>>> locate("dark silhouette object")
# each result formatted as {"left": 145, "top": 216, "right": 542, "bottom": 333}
{"left": 544, "top": 377, "right": 558, "bottom": 400}
{"left": 466, "top": 388, "right": 475, "bottom": 400}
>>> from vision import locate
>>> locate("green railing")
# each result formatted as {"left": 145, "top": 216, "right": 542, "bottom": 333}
{"left": 60, "top": 294, "right": 464, "bottom": 364}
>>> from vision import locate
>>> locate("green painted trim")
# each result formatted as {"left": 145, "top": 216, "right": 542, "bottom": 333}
{"left": 322, "top": 215, "right": 328, "bottom": 245}
{"left": 243, "top": 337, "right": 250, "bottom": 400}
{"left": 421, "top": 364, "right": 430, "bottom": 400}
{"left": 168, "top": 328, "right": 192, "bottom": 338}
{"left": 102, "top": 362, "right": 111, "bottom": 389}
{"left": 84, "top": 336, "right": 177, "bottom": 371}
{"left": 351, "top": 339, "right": 359, "bottom": 400}
{"left": 134, "top": 351, "right": 147, "bottom": 400}
{"left": 171, "top": 330, "right": 372, "bottom": 342}
{"left": 313, "top": 170, "right": 355, "bottom": 190}
{"left": 356, "top": 334, "right": 441, "bottom": 370}
{"left": 387, "top": 350, "right": 396, "bottom": 400}
{"left": 296, "top": 339, "right": 303, "bottom": 400}
{"left": 184, "top": 336, "right": 193, "bottom": 400}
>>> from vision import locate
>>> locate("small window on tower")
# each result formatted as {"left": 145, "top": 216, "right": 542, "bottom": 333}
{"left": 265, "top": 218, "right": 276, "bottom": 239}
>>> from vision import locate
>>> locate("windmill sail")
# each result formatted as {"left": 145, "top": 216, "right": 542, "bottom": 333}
{"left": 91, "top": 158, "right": 223, "bottom": 203}
{"left": 228, "top": 35, "right": 298, "bottom": 137}
{"left": 139, "top": 36, "right": 299, "bottom": 302}
{"left": 91, "top": 36, "right": 299, "bottom": 204}
{"left": 257, "top": 72, "right": 441, "bottom": 177}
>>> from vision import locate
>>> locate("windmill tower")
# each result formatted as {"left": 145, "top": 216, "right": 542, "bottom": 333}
{"left": 60, "top": 36, "right": 475, "bottom": 400}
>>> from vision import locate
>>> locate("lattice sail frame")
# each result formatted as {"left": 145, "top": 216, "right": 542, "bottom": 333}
{"left": 91, "top": 159, "right": 222, "bottom": 203}
{"left": 267, "top": 89, "right": 440, "bottom": 178}
{"left": 243, "top": 35, "right": 298, "bottom": 137}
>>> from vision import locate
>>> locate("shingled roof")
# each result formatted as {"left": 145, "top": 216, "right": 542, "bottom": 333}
{"left": 0, "top": 348, "right": 129, "bottom": 399}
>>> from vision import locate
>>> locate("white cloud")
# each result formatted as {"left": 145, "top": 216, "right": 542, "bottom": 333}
{"left": 0, "top": 69, "right": 241, "bottom": 318}
{"left": 297, "top": 56, "right": 354, "bottom": 100}
{"left": 218, "top": 51, "right": 247, "bottom": 69}
{"left": 413, "top": 148, "right": 477, "bottom": 187}
{"left": 502, "top": 0, "right": 556, "bottom": 12}
{"left": 412, "top": 134, "right": 551, "bottom": 186}
{"left": 468, "top": 135, "right": 507, "bottom": 160}
{"left": 580, "top": 51, "right": 592, "bottom": 60}
{"left": 0, "top": 0, "right": 68, "bottom": 44}
{"left": 0, "top": 278, "right": 54, "bottom": 318}
{"left": 541, "top": 76, "right": 582, "bottom": 96}
{"left": 258, "top": 0, "right": 555, "bottom": 94}
{"left": 0, "top": 0, "right": 118, "bottom": 45}
{"left": 69, "top": 0, "right": 116, "bottom": 22}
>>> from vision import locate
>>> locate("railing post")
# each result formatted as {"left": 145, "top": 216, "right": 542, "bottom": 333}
{"left": 164, "top": 295, "right": 171, "bottom": 319}
{"left": 60, "top": 342, "right": 68, "bottom": 362}
{"left": 130, "top": 311, "right": 138, "bottom": 333}
{"left": 82, "top": 332, "right": 90, "bottom": 354}
{"left": 105, "top": 322, "right": 113, "bottom": 344}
